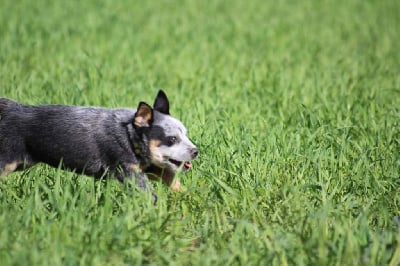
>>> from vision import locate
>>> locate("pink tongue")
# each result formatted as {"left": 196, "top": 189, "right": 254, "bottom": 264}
{"left": 184, "top": 161, "right": 192, "bottom": 169}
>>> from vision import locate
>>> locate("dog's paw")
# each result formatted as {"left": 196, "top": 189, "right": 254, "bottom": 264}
{"left": 170, "top": 179, "right": 182, "bottom": 191}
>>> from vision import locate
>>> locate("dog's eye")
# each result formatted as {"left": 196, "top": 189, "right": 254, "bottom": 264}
{"left": 166, "top": 136, "right": 178, "bottom": 146}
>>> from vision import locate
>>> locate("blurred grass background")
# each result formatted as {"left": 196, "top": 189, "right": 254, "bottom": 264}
{"left": 0, "top": 0, "right": 399, "bottom": 265}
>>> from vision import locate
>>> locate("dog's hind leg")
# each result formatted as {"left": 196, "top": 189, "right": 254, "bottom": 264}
{"left": 0, "top": 134, "right": 35, "bottom": 177}
{"left": 0, "top": 160, "right": 19, "bottom": 177}
{"left": 0, "top": 154, "right": 35, "bottom": 178}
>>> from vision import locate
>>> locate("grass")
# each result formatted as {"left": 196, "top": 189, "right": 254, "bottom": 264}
{"left": 1, "top": 0, "right": 400, "bottom": 264}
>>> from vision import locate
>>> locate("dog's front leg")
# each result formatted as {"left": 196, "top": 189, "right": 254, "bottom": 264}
{"left": 118, "top": 163, "right": 157, "bottom": 204}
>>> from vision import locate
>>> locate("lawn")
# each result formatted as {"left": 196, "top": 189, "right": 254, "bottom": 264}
{"left": 0, "top": 0, "right": 399, "bottom": 265}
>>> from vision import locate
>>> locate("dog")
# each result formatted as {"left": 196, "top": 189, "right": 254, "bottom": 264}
{"left": 0, "top": 90, "right": 198, "bottom": 200}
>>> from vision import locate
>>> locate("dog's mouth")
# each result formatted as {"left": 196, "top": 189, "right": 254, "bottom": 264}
{"left": 168, "top": 158, "right": 192, "bottom": 171}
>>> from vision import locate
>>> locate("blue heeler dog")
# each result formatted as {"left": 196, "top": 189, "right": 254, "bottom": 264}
{"left": 0, "top": 91, "right": 198, "bottom": 201}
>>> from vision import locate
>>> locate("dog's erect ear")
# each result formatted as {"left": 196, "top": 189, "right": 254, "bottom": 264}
{"left": 153, "top": 90, "right": 170, "bottom": 115}
{"left": 134, "top": 102, "right": 153, "bottom": 127}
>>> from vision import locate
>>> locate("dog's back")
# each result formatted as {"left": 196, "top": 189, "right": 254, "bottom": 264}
{"left": 0, "top": 99, "right": 137, "bottom": 177}
{"left": 0, "top": 98, "right": 23, "bottom": 141}
{"left": 0, "top": 98, "right": 14, "bottom": 110}
{"left": 0, "top": 98, "right": 21, "bottom": 114}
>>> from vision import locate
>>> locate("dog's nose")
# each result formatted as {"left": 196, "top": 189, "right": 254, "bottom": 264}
{"left": 191, "top": 148, "right": 199, "bottom": 158}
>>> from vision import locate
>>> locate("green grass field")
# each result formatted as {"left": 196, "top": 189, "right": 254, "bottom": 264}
{"left": 1, "top": 0, "right": 400, "bottom": 265}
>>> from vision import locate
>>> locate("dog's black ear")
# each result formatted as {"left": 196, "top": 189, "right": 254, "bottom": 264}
{"left": 153, "top": 90, "right": 169, "bottom": 115}
{"left": 134, "top": 102, "right": 153, "bottom": 127}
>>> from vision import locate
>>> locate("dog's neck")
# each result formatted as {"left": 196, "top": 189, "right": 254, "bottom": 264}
{"left": 126, "top": 123, "right": 151, "bottom": 168}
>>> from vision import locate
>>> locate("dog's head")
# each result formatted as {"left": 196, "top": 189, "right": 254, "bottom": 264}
{"left": 133, "top": 90, "right": 198, "bottom": 173}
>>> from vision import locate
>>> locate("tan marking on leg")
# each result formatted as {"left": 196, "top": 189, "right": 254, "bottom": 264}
{"left": 1, "top": 162, "right": 18, "bottom": 177}
{"left": 127, "top": 163, "right": 142, "bottom": 172}
{"left": 170, "top": 179, "right": 182, "bottom": 191}
{"left": 146, "top": 165, "right": 182, "bottom": 191}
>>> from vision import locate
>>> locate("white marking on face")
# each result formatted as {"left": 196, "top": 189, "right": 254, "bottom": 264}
{"left": 149, "top": 111, "right": 198, "bottom": 172}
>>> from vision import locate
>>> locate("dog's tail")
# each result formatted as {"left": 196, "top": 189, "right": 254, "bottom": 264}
{"left": 0, "top": 98, "right": 20, "bottom": 115}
